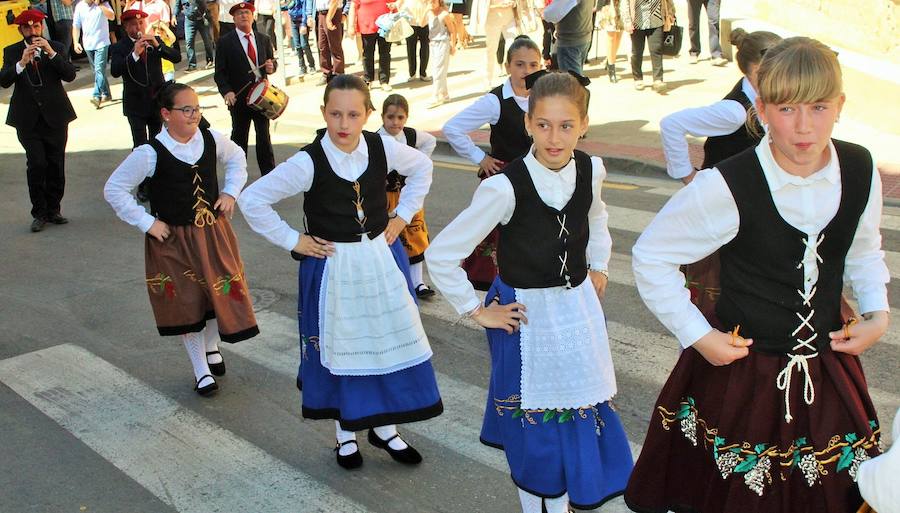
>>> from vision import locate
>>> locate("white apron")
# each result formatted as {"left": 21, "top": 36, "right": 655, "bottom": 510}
{"left": 515, "top": 279, "right": 617, "bottom": 410}
{"left": 319, "top": 233, "right": 432, "bottom": 376}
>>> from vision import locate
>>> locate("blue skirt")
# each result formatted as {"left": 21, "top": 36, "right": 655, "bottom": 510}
{"left": 480, "top": 277, "right": 634, "bottom": 510}
{"left": 296, "top": 238, "right": 443, "bottom": 431}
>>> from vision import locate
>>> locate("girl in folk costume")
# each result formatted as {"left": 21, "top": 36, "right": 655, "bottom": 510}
{"left": 442, "top": 35, "right": 541, "bottom": 290}
{"left": 660, "top": 28, "right": 782, "bottom": 321}
{"left": 625, "top": 37, "right": 891, "bottom": 513}
{"left": 377, "top": 93, "right": 438, "bottom": 299}
{"left": 237, "top": 74, "right": 442, "bottom": 470}
{"left": 104, "top": 82, "right": 259, "bottom": 396}
{"left": 428, "top": 72, "right": 634, "bottom": 513}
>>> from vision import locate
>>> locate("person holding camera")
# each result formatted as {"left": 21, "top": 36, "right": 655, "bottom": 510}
{"left": 0, "top": 9, "right": 77, "bottom": 233}
{"left": 175, "top": 0, "right": 216, "bottom": 71}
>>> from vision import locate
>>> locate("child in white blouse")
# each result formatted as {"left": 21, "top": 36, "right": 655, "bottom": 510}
{"left": 626, "top": 37, "right": 890, "bottom": 513}
{"left": 427, "top": 71, "right": 633, "bottom": 513}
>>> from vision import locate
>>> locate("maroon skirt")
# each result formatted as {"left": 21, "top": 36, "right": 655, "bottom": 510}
{"left": 462, "top": 164, "right": 508, "bottom": 291}
{"left": 624, "top": 347, "right": 882, "bottom": 513}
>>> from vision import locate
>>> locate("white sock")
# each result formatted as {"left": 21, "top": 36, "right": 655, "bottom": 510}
{"left": 373, "top": 424, "right": 408, "bottom": 450}
{"left": 545, "top": 493, "right": 569, "bottom": 513}
{"left": 335, "top": 422, "right": 358, "bottom": 456}
{"left": 203, "top": 319, "right": 223, "bottom": 364}
{"left": 516, "top": 488, "right": 543, "bottom": 513}
{"left": 183, "top": 332, "right": 214, "bottom": 387}
{"left": 409, "top": 262, "right": 424, "bottom": 288}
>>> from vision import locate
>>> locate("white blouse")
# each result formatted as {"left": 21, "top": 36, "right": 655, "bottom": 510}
{"left": 632, "top": 138, "right": 890, "bottom": 348}
{"left": 426, "top": 148, "right": 612, "bottom": 315}
{"left": 442, "top": 79, "right": 529, "bottom": 165}
{"left": 237, "top": 132, "right": 433, "bottom": 252}
{"left": 375, "top": 125, "right": 438, "bottom": 158}
{"left": 659, "top": 77, "right": 757, "bottom": 180}
{"left": 104, "top": 127, "right": 248, "bottom": 234}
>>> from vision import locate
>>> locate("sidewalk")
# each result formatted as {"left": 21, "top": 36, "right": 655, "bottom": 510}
{"left": 1, "top": 0, "right": 898, "bottom": 201}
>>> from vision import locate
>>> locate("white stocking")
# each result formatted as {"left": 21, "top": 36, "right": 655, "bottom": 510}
{"left": 409, "top": 262, "right": 424, "bottom": 288}
{"left": 516, "top": 488, "right": 543, "bottom": 513}
{"left": 545, "top": 493, "right": 569, "bottom": 513}
{"left": 335, "top": 421, "right": 358, "bottom": 456}
{"left": 373, "top": 424, "right": 408, "bottom": 450}
{"left": 183, "top": 332, "right": 213, "bottom": 387}
{"left": 203, "top": 318, "right": 222, "bottom": 364}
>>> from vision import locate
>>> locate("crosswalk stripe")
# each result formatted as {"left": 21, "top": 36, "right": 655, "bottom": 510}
{"left": 0, "top": 344, "right": 369, "bottom": 513}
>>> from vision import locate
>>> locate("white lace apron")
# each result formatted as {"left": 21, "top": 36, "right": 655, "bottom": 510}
{"left": 318, "top": 233, "right": 432, "bottom": 376}
{"left": 515, "top": 279, "right": 617, "bottom": 410}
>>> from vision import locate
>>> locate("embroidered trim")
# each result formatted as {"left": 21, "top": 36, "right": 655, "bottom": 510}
{"left": 146, "top": 273, "right": 176, "bottom": 299}
{"left": 684, "top": 272, "right": 720, "bottom": 303}
{"left": 301, "top": 335, "right": 320, "bottom": 360}
{"left": 658, "top": 396, "right": 881, "bottom": 496}
{"left": 191, "top": 165, "right": 217, "bottom": 228}
{"left": 494, "top": 394, "right": 607, "bottom": 435}
{"left": 213, "top": 272, "right": 246, "bottom": 301}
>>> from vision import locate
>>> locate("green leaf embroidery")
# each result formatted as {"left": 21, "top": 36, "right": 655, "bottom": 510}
{"left": 542, "top": 410, "right": 557, "bottom": 423}
{"left": 676, "top": 403, "right": 691, "bottom": 420}
{"left": 733, "top": 454, "right": 758, "bottom": 474}
{"left": 714, "top": 436, "right": 725, "bottom": 447}
{"left": 869, "top": 420, "right": 877, "bottom": 429}
{"left": 512, "top": 409, "right": 524, "bottom": 419}
{"left": 558, "top": 410, "right": 574, "bottom": 423}
{"left": 481, "top": 246, "right": 493, "bottom": 257}
{"left": 223, "top": 281, "right": 231, "bottom": 295}
{"left": 845, "top": 433, "right": 859, "bottom": 444}
{"left": 836, "top": 446, "right": 855, "bottom": 472}
{"left": 688, "top": 397, "right": 695, "bottom": 406}
{"left": 795, "top": 437, "right": 807, "bottom": 447}
{"left": 754, "top": 443, "right": 767, "bottom": 454}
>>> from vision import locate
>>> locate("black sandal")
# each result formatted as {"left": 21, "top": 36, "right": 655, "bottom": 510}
{"left": 367, "top": 429, "right": 422, "bottom": 465}
{"left": 415, "top": 284, "right": 435, "bottom": 299}
{"left": 334, "top": 440, "right": 363, "bottom": 469}
{"left": 206, "top": 351, "right": 226, "bottom": 376}
{"left": 194, "top": 374, "right": 218, "bottom": 396}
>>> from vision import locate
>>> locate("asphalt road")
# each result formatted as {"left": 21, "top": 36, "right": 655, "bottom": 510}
{"left": 1, "top": 150, "right": 898, "bottom": 513}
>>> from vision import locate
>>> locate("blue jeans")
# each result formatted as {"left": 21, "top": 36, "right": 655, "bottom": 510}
{"left": 556, "top": 42, "right": 590, "bottom": 75}
{"left": 185, "top": 16, "right": 214, "bottom": 67}
{"left": 85, "top": 45, "right": 111, "bottom": 99}
{"left": 290, "top": 19, "right": 316, "bottom": 71}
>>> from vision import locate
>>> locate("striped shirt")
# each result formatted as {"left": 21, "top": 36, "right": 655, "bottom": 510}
{"left": 49, "top": 0, "right": 75, "bottom": 21}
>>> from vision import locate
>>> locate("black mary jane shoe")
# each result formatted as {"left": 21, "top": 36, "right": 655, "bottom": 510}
{"left": 335, "top": 440, "right": 363, "bottom": 469}
{"left": 415, "top": 284, "right": 436, "bottom": 300}
{"left": 194, "top": 374, "right": 219, "bottom": 396}
{"left": 206, "top": 351, "right": 226, "bottom": 376}
{"left": 367, "top": 429, "right": 422, "bottom": 465}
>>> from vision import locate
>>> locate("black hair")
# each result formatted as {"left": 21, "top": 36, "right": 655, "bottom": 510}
{"left": 156, "top": 81, "right": 194, "bottom": 110}
{"left": 506, "top": 35, "right": 541, "bottom": 64}
{"left": 382, "top": 93, "right": 409, "bottom": 115}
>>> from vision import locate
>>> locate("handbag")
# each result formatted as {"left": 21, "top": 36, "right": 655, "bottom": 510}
{"left": 661, "top": 22, "right": 683, "bottom": 56}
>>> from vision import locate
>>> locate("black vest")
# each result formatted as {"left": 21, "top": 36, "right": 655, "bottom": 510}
{"left": 715, "top": 140, "right": 873, "bottom": 354}
{"left": 489, "top": 86, "right": 532, "bottom": 163}
{"left": 302, "top": 131, "right": 389, "bottom": 242}
{"left": 386, "top": 126, "right": 417, "bottom": 192}
{"left": 497, "top": 151, "right": 593, "bottom": 289}
{"left": 148, "top": 129, "right": 220, "bottom": 226}
{"left": 701, "top": 79, "right": 762, "bottom": 170}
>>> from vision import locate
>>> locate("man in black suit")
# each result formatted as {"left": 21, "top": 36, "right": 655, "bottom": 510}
{"left": 214, "top": 1, "right": 277, "bottom": 175}
{"left": 0, "top": 9, "right": 77, "bottom": 233}
{"left": 110, "top": 9, "right": 182, "bottom": 148}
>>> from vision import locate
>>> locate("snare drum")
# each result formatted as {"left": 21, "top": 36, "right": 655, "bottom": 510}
{"left": 246, "top": 80, "right": 289, "bottom": 120}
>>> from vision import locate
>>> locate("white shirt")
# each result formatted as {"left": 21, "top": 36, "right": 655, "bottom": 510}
{"left": 541, "top": 0, "right": 575, "bottom": 23}
{"left": 73, "top": 1, "right": 112, "bottom": 51}
{"left": 375, "top": 125, "right": 437, "bottom": 158}
{"left": 857, "top": 408, "right": 900, "bottom": 513}
{"left": 104, "top": 127, "right": 248, "bottom": 233}
{"left": 426, "top": 148, "right": 612, "bottom": 315}
{"left": 238, "top": 30, "right": 259, "bottom": 65}
{"left": 632, "top": 139, "right": 890, "bottom": 348}
{"left": 237, "top": 132, "right": 434, "bottom": 252}
{"left": 659, "top": 77, "right": 757, "bottom": 179}
{"left": 15, "top": 52, "right": 57, "bottom": 74}
{"left": 443, "top": 79, "right": 529, "bottom": 165}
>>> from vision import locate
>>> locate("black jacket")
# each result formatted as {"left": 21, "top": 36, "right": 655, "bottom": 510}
{"left": 0, "top": 39, "right": 77, "bottom": 130}
{"left": 110, "top": 36, "right": 181, "bottom": 118}
{"left": 214, "top": 29, "right": 276, "bottom": 105}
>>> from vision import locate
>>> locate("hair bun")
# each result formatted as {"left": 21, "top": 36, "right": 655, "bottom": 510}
{"left": 730, "top": 27, "right": 748, "bottom": 48}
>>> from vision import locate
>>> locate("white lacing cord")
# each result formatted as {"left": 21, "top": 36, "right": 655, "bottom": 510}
{"left": 776, "top": 351, "right": 817, "bottom": 423}
{"left": 557, "top": 213, "right": 569, "bottom": 238}
{"left": 791, "top": 310, "right": 815, "bottom": 337}
{"left": 797, "top": 286, "right": 817, "bottom": 308}
{"left": 796, "top": 233, "right": 825, "bottom": 269}
{"left": 556, "top": 214, "right": 572, "bottom": 288}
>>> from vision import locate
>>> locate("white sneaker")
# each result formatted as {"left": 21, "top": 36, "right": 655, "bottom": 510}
{"left": 382, "top": 83, "right": 393, "bottom": 92}
{"left": 652, "top": 80, "right": 667, "bottom": 93}
{"left": 711, "top": 57, "right": 729, "bottom": 66}
{"left": 689, "top": 54, "right": 699, "bottom": 64}
{"left": 634, "top": 80, "right": 646, "bottom": 91}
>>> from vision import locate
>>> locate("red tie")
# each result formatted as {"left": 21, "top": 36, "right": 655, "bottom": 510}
{"left": 244, "top": 33, "right": 257, "bottom": 65}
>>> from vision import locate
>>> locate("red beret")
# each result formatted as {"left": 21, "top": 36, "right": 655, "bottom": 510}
{"left": 229, "top": 1, "right": 255, "bottom": 15}
{"left": 121, "top": 9, "right": 149, "bottom": 22}
{"left": 13, "top": 9, "right": 46, "bottom": 26}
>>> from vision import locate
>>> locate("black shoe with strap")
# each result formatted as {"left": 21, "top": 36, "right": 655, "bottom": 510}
{"left": 206, "top": 351, "right": 226, "bottom": 376}
{"left": 367, "top": 429, "right": 422, "bottom": 465}
{"left": 415, "top": 284, "right": 435, "bottom": 299}
{"left": 194, "top": 374, "right": 218, "bottom": 396}
{"left": 334, "top": 440, "right": 363, "bottom": 469}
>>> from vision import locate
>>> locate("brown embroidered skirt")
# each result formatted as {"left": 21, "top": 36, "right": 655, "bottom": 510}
{"left": 386, "top": 190, "right": 430, "bottom": 264}
{"left": 624, "top": 346, "right": 882, "bottom": 513}
{"left": 144, "top": 216, "right": 259, "bottom": 342}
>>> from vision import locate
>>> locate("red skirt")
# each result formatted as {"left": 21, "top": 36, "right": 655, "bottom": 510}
{"left": 624, "top": 347, "right": 882, "bottom": 513}
{"left": 462, "top": 165, "right": 507, "bottom": 291}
